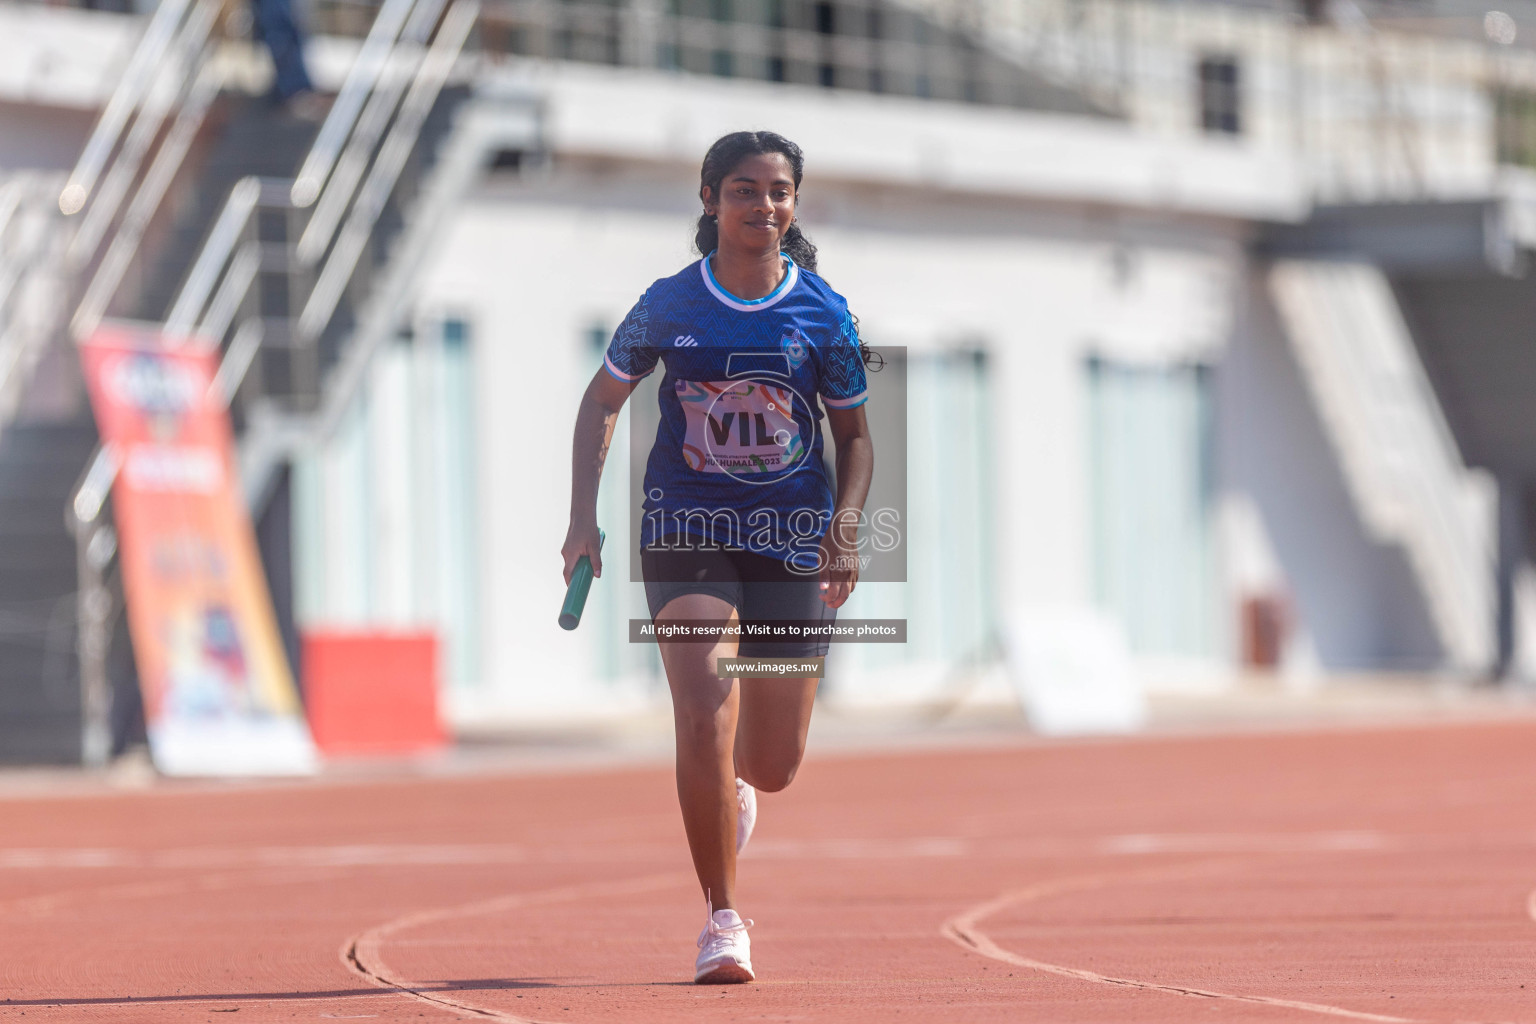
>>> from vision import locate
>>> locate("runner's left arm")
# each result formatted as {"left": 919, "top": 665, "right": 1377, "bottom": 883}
{"left": 816, "top": 306, "right": 872, "bottom": 608}
{"left": 820, "top": 403, "right": 873, "bottom": 609}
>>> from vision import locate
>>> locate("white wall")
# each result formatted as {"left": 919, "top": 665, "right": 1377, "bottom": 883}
{"left": 0, "top": 3, "right": 135, "bottom": 111}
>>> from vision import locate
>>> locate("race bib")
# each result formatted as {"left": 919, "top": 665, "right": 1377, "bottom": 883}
{"left": 677, "top": 379, "right": 806, "bottom": 477}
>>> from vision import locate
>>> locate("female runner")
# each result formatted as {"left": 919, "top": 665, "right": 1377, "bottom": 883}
{"left": 562, "top": 130, "right": 875, "bottom": 984}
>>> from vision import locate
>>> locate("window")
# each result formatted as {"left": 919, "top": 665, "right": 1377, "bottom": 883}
{"left": 292, "top": 315, "right": 481, "bottom": 687}
{"left": 1197, "top": 54, "right": 1242, "bottom": 136}
{"left": 1087, "top": 357, "right": 1217, "bottom": 658}
{"left": 832, "top": 347, "right": 988, "bottom": 681}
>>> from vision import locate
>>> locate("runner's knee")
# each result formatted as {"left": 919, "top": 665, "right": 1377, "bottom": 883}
{"left": 672, "top": 693, "right": 733, "bottom": 758}
{"left": 738, "top": 746, "right": 802, "bottom": 792}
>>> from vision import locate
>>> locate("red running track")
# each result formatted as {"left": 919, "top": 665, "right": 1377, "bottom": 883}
{"left": 3, "top": 719, "right": 1536, "bottom": 1023}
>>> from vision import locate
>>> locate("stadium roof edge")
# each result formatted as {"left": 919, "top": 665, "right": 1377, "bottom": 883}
{"left": 478, "top": 61, "right": 1311, "bottom": 225}
{"left": 1256, "top": 170, "right": 1536, "bottom": 275}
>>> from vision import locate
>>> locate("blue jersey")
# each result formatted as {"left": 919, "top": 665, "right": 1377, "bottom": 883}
{"left": 604, "top": 254, "right": 869, "bottom": 569}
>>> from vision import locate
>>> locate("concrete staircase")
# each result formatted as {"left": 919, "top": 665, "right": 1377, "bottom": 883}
{"left": 1268, "top": 258, "right": 1498, "bottom": 673}
{"left": 131, "top": 97, "right": 322, "bottom": 324}
{"left": 0, "top": 419, "right": 98, "bottom": 763}
{"left": 0, "top": 80, "right": 476, "bottom": 767}
{"left": 0, "top": 102, "right": 321, "bottom": 764}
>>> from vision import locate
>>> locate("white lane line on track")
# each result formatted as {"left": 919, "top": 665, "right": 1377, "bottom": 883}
{"left": 0, "top": 832, "right": 1409, "bottom": 871}
{"left": 0, "top": 844, "right": 535, "bottom": 870}
{"left": 0, "top": 865, "right": 345, "bottom": 920}
{"left": 342, "top": 871, "right": 694, "bottom": 1023}
{"left": 940, "top": 861, "right": 1424, "bottom": 1024}
{"left": 0, "top": 837, "right": 965, "bottom": 871}
{"left": 748, "top": 837, "right": 968, "bottom": 859}
{"left": 1100, "top": 831, "right": 1393, "bottom": 855}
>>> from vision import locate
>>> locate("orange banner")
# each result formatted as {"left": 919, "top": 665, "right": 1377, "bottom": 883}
{"left": 80, "top": 323, "right": 315, "bottom": 775}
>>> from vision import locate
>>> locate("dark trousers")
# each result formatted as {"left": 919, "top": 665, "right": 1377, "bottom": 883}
{"left": 252, "top": 0, "right": 314, "bottom": 101}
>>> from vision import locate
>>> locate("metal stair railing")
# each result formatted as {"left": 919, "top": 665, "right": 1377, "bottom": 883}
{"left": 165, "top": 0, "right": 473, "bottom": 356}
{"left": 66, "top": 0, "right": 481, "bottom": 768}
{"left": 58, "top": 0, "right": 199, "bottom": 218}
{"left": 0, "top": 172, "right": 68, "bottom": 428}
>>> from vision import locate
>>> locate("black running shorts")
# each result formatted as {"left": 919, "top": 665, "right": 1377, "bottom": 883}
{"left": 641, "top": 543, "right": 836, "bottom": 658}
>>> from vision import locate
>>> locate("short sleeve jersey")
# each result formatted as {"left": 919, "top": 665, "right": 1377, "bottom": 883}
{"left": 604, "top": 254, "right": 868, "bottom": 566}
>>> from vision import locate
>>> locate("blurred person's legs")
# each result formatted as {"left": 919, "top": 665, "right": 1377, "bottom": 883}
{"left": 108, "top": 616, "right": 146, "bottom": 757}
{"left": 251, "top": 0, "right": 315, "bottom": 104}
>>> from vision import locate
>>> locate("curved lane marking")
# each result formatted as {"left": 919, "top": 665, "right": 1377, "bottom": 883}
{"left": 342, "top": 871, "right": 693, "bottom": 1022}
{"left": 941, "top": 861, "right": 1423, "bottom": 1024}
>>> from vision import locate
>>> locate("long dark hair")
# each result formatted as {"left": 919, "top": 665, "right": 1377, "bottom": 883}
{"left": 694, "top": 130, "right": 880, "bottom": 371}
{"left": 694, "top": 130, "right": 817, "bottom": 271}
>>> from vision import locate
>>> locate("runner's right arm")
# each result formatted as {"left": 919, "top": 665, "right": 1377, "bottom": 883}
{"left": 564, "top": 369, "right": 640, "bottom": 584}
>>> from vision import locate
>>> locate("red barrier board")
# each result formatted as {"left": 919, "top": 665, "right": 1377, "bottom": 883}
{"left": 80, "top": 322, "right": 315, "bottom": 775}
{"left": 302, "top": 631, "right": 445, "bottom": 755}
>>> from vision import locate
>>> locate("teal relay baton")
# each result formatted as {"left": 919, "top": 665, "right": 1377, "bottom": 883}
{"left": 559, "top": 530, "right": 605, "bottom": 630}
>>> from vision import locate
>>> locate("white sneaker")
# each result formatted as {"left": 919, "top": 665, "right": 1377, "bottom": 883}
{"left": 695, "top": 905, "right": 754, "bottom": 983}
{"left": 736, "top": 778, "right": 757, "bottom": 854}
